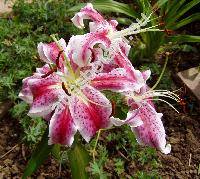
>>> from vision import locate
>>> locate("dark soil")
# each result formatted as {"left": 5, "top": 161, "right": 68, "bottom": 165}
{"left": 158, "top": 105, "right": 200, "bottom": 179}
{"left": 0, "top": 114, "right": 70, "bottom": 179}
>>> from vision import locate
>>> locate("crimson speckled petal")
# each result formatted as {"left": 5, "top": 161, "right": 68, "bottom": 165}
{"left": 48, "top": 103, "right": 77, "bottom": 146}
{"left": 67, "top": 32, "right": 111, "bottom": 67}
{"left": 92, "top": 68, "right": 145, "bottom": 92}
{"left": 27, "top": 74, "right": 64, "bottom": 118}
{"left": 69, "top": 86, "right": 112, "bottom": 142}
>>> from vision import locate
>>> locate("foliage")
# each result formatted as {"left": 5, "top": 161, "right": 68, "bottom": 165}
{"left": 10, "top": 101, "right": 47, "bottom": 144}
{"left": 68, "top": 137, "right": 90, "bottom": 179}
{"left": 87, "top": 125, "right": 160, "bottom": 178}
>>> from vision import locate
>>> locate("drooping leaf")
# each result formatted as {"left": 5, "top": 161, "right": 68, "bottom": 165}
{"left": 174, "top": 0, "right": 200, "bottom": 21}
{"left": 154, "top": 0, "right": 168, "bottom": 9}
{"left": 68, "top": 138, "right": 90, "bottom": 179}
{"left": 22, "top": 128, "right": 52, "bottom": 179}
{"left": 67, "top": 0, "right": 139, "bottom": 18}
{"left": 166, "top": 35, "right": 200, "bottom": 43}
{"left": 171, "top": 13, "right": 200, "bottom": 30}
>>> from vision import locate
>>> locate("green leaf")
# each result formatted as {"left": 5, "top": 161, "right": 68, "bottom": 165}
{"left": 22, "top": 128, "right": 52, "bottom": 179}
{"left": 68, "top": 139, "right": 90, "bottom": 179}
{"left": 174, "top": 0, "right": 200, "bottom": 20}
{"left": 166, "top": 35, "right": 200, "bottom": 43}
{"left": 116, "top": 17, "right": 132, "bottom": 25}
{"left": 172, "top": 13, "right": 200, "bottom": 30}
{"left": 51, "top": 144, "right": 61, "bottom": 160}
{"left": 67, "top": 0, "right": 139, "bottom": 18}
{"left": 165, "top": 0, "right": 185, "bottom": 22}
{"left": 154, "top": 0, "right": 168, "bottom": 8}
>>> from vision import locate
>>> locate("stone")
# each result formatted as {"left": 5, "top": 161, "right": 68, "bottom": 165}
{"left": 0, "top": 0, "right": 13, "bottom": 15}
{"left": 177, "top": 67, "right": 200, "bottom": 102}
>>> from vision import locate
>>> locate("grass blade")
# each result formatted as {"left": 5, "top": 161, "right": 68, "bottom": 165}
{"left": 175, "top": 0, "right": 200, "bottom": 20}
{"left": 166, "top": 35, "right": 200, "bottom": 43}
{"left": 171, "top": 13, "right": 200, "bottom": 30}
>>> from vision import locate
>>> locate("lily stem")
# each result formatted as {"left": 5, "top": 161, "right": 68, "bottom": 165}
{"left": 92, "top": 129, "right": 102, "bottom": 162}
{"left": 151, "top": 54, "right": 168, "bottom": 90}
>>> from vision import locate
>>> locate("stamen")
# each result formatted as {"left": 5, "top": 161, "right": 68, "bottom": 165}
{"left": 62, "top": 82, "right": 71, "bottom": 96}
{"left": 41, "top": 68, "right": 56, "bottom": 78}
{"left": 151, "top": 98, "right": 179, "bottom": 113}
{"left": 56, "top": 50, "right": 64, "bottom": 69}
{"left": 126, "top": 88, "right": 180, "bottom": 113}
{"left": 72, "top": 87, "right": 111, "bottom": 108}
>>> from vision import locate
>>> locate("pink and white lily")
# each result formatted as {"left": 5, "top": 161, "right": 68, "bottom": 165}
{"left": 19, "top": 37, "right": 115, "bottom": 146}
{"left": 19, "top": 3, "right": 177, "bottom": 156}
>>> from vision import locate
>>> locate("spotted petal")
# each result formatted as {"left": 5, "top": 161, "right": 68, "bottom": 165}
{"left": 19, "top": 76, "right": 36, "bottom": 104}
{"left": 130, "top": 103, "right": 171, "bottom": 154}
{"left": 69, "top": 86, "right": 112, "bottom": 142}
{"left": 19, "top": 65, "right": 51, "bottom": 104}
{"left": 48, "top": 103, "right": 77, "bottom": 146}
{"left": 67, "top": 32, "right": 111, "bottom": 67}
{"left": 27, "top": 74, "right": 64, "bottom": 118}
{"left": 91, "top": 68, "right": 144, "bottom": 92}
{"left": 38, "top": 38, "right": 67, "bottom": 69}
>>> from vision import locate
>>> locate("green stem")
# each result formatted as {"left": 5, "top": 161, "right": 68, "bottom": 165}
{"left": 151, "top": 55, "right": 168, "bottom": 90}
{"left": 91, "top": 127, "right": 115, "bottom": 162}
{"left": 92, "top": 129, "right": 102, "bottom": 162}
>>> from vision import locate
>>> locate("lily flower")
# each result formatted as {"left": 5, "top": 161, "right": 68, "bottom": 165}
{"left": 111, "top": 71, "right": 180, "bottom": 154}
{"left": 69, "top": 3, "right": 161, "bottom": 68}
{"left": 19, "top": 38, "right": 113, "bottom": 146}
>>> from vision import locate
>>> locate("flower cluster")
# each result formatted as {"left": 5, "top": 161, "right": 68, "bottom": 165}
{"left": 19, "top": 3, "right": 179, "bottom": 154}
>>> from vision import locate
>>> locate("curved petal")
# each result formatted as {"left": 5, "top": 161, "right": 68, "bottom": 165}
{"left": 130, "top": 103, "right": 171, "bottom": 154}
{"left": 69, "top": 86, "right": 112, "bottom": 142}
{"left": 110, "top": 109, "right": 143, "bottom": 127}
{"left": 19, "top": 76, "right": 36, "bottom": 104}
{"left": 67, "top": 32, "right": 111, "bottom": 67}
{"left": 35, "top": 64, "right": 51, "bottom": 75}
{"left": 48, "top": 103, "right": 77, "bottom": 146}
{"left": 27, "top": 74, "right": 64, "bottom": 118}
{"left": 71, "top": 3, "right": 104, "bottom": 29}
{"left": 91, "top": 68, "right": 144, "bottom": 92}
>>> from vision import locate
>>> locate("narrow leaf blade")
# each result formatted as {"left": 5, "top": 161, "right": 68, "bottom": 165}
{"left": 22, "top": 128, "right": 52, "bottom": 179}
{"left": 166, "top": 35, "right": 200, "bottom": 43}
{"left": 68, "top": 140, "right": 90, "bottom": 179}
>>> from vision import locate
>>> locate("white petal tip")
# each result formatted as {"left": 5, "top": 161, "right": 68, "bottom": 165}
{"left": 110, "top": 116, "right": 125, "bottom": 126}
{"left": 161, "top": 144, "right": 171, "bottom": 154}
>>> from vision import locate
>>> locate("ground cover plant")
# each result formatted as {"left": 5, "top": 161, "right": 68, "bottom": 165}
{"left": 0, "top": 0, "right": 200, "bottom": 178}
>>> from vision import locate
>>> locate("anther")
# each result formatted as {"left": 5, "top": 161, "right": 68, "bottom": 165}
{"left": 56, "top": 50, "right": 64, "bottom": 69}
{"left": 41, "top": 66, "right": 57, "bottom": 78}
{"left": 62, "top": 82, "right": 71, "bottom": 96}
